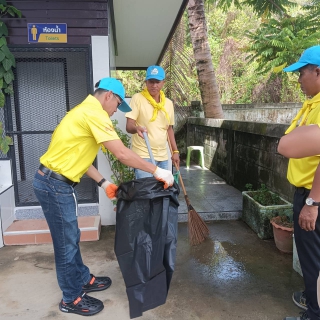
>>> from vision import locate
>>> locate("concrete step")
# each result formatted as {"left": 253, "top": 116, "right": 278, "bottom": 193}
{"left": 3, "top": 216, "right": 101, "bottom": 245}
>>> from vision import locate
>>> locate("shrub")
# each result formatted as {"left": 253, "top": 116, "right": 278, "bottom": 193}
{"left": 245, "top": 183, "right": 283, "bottom": 206}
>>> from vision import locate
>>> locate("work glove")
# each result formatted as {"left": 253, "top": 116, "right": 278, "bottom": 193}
{"left": 153, "top": 167, "right": 174, "bottom": 189}
{"left": 101, "top": 180, "right": 118, "bottom": 200}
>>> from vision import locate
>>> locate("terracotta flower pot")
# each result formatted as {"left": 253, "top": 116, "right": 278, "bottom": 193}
{"left": 270, "top": 216, "right": 293, "bottom": 253}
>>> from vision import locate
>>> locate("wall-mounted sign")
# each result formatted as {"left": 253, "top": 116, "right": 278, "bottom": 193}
{"left": 27, "top": 23, "right": 67, "bottom": 43}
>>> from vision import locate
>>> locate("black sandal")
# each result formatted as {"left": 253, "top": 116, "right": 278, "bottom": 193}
{"left": 59, "top": 292, "right": 104, "bottom": 316}
{"left": 82, "top": 274, "right": 112, "bottom": 293}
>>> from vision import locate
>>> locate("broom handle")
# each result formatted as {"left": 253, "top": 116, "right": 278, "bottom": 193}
{"left": 167, "top": 136, "right": 188, "bottom": 197}
{"left": 143, "top": 131, "right": 156, "bottom": 165}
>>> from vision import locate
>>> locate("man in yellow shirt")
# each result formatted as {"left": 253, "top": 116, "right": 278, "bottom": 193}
{"left": 33, "top": 78, "right": 174, "bottom": 317}
{"left": 126, "top": 65, "right": 180, "bottom": 178}
{"left": 281, "top": 46, "right": 320, "bottom": 320}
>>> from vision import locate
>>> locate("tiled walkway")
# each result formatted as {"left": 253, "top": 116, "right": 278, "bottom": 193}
{"left": 177, "top": 165, "right": 242, "bottom": 221}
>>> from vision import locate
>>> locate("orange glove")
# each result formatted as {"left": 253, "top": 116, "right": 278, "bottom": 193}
{"left": 153, "top": 166, "right": 174, "bottom": 189}
{"left": 101, "top": 180, "right": 118, "bottom": 200}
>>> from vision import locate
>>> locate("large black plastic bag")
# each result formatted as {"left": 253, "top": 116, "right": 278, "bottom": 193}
{"left": 114, "top": 177, "right": 180, "bottom": 319}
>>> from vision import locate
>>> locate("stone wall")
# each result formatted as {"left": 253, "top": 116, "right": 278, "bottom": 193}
{"left": 184, "top": 118, "right": 295, "bottom": 202}
{"left": 175, "top": 102, "right": 302, "bottom": 126}
{"left": 222, "top": 103, "right": 301, "bottom": 124}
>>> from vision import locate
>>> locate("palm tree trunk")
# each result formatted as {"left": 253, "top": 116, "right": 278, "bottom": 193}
{"left": 187, "top": 0, "right": 224, "bottom": 118}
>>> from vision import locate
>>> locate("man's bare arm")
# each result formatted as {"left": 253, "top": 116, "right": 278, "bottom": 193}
{"left": 103, "top": 139, "right": 156, "bottom": 173}
{"left": 278, "top": 125, "right": 320, "bottom": 158}
{"left": 126, "top": 118, "right": 146, "bottom": 138}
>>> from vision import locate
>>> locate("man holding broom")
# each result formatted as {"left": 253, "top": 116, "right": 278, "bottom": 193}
{"left": 126, "top": 66, "right": 209, "bottom": 246}
{"left": 126, "top": 65, "right": 180, "bottom": 177}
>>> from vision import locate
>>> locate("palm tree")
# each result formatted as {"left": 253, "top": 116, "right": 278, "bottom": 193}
{"left": 187, "top": 0, "right": 223, "bottom": 118}
{"left": 186, "top": 0, "right": 296, "bottom": 117}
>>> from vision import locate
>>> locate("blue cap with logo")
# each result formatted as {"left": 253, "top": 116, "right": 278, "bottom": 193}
{"left": 98, "top": 78, "right": 132, "bottom": 112}
{"left": 145, "top": 65, "right": 166, "bottom": 81}
{"left": 283, "top": 45, "right": 320, "bottom": 72}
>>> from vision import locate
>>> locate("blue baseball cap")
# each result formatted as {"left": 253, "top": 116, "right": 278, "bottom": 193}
{"left": 98, "top": 78, "right": 132, "bottom": 112}
{"left": 145, "top": 65, "right": 165, "bottom": 81}
{"left": 283, "top": 46, "right": 320, "bottom": 72}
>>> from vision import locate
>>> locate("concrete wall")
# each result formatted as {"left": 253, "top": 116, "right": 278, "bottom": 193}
{"left": 185, "top": 118, "right": 295, "bottom": 202}
{"left": 176, "top": 102, "right": 302, "bottom": 126}
{"left": 222, "top": 103, "right": 302, "bottom": 124}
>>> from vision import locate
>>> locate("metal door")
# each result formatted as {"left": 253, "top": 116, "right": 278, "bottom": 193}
{"left": 5, "top": 47, "right": 97, "bottom": 206}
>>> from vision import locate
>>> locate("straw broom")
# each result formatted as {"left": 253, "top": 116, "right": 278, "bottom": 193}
{"left": 167, "top": 138, "right": 209, "bottom": 245}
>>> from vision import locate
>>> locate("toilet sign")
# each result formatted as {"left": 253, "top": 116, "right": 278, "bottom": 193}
{"left": 27, "top": 23, "right": 67, "bottom": 43}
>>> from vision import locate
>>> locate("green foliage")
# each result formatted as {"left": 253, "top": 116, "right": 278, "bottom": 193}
{"left": 216, "top": 0, "right": 296, "bottom": 17}
{"left": 245, "top": 183, "right": 283, "bottom": 206}
{"left": 242, "top": 0, "right": 296, "bottom": 17}
{"left": 0, "top": 121, "right": 11, "bottom": 154}
{"left": 246, "top": 13, "right": 320, "bottom": 74}
{"left": 102, "top": 120, "right": 134, "bottom": 186}
{"left": 111, "top": 1, "right": 317, "bottom": 106}
{"left": 0, "top": 1, "right": 20, "bottom": 155}
{"left": 114, "top": 70, "right": 145, "bottom": 97}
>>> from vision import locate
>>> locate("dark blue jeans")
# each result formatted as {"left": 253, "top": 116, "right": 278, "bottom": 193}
{"left": 33, "top": 170, "right": 91, "bottom": 303}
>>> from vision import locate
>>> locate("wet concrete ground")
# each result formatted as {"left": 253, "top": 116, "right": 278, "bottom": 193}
{"left": 0, "top": 221, "right": 303, "bottom": 320}
{"left": 0, "top": 165, "right": 304, "bottom": 319}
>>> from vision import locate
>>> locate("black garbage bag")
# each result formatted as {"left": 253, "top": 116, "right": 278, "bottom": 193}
{"left": 114, "top": 177, "right": 180, "bottom": 319}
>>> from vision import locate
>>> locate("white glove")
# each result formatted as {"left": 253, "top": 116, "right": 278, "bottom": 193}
{"left": 153, "top": 167, "right": 174, "bottom": 189}
{"left": 101, "top": 180, "right": 118, "bottom": 200}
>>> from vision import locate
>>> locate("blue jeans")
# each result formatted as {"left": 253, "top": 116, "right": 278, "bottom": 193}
{"left": 33, "top": 170, "right": 91, "bottom": 303}
{"left": 135, "top": 159, "right": 168, "bottom": 179}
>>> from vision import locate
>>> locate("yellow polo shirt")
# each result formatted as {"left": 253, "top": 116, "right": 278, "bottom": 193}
{"left": 40, "top": 95, "right": 120, "bottom": 182}
{"left": 126, "top": 92, "right": 175, "bottom": 161}
{"left": 287, "top": 93, "right": 320, "bottom": 188}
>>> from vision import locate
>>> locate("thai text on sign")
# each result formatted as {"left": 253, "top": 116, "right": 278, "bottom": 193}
{"left": 27, "top": 23, "right": 67, "bottom": 43}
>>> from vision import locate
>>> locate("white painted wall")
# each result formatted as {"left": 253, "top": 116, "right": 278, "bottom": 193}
{"left": 99, "top": 104, "right": 132, "bottom": 225}
{"left": 0, "top": 160, "right": 14, "bottom": 247}
{"left": 91, "top": 35, "right": 172, "bottom": 225}
{"left": 91, "top": 35, "right": 115, "bottom": 225}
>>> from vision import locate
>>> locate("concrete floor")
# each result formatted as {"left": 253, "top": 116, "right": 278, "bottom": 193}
{"left": 0, "top": 166, "right": 304, "bottom": 319}
{"left": 0, "top": 221, "right": 303, "bottom": 320}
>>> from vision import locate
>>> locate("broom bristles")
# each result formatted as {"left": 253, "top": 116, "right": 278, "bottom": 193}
{"left": 188, "top": 205, "right": 209, "bottom": 246}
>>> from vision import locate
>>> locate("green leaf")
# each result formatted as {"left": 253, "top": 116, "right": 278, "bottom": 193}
{"left": 0, "top": 65, "right": 6, "bottom": 78}
{"left": 0, "top": 37, "right": 6, "bottom": 48}
{"left": 7, "top": 53, "right": 15, "bottom": 67}
{"left": 0, "top": 50, "right": 5, "bottom": 62}
{"left": 0, "top": 89, "right": 5, "bottom": 107}
{"left": 3, "top": 69, "right": 13, "bottom": 84}
{"left": 0, "top": 44, "right": 11, "bottom": 58}
{"left": 0, "top": 23, "right": 8, "bottom": 37}
{"left": 0, "top": 139, "right": 9, "bottom": 154}
{"left": 2, "top": 57, "right": 12, "bottom": 71}
{"left": 4, "top": 84, "right": 13, "bottom": 95}
{"left": 7, "top": 8, "right": 14, "bottom": 16}
{"left": 5, "top": 135, "right": 12, "bottom": 145}
{"left": 8, "top": 6, "right": 21, "bottom": 18}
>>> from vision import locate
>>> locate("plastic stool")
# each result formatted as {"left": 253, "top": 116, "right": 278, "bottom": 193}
{"left": 186, "top": 146, "right": 205, "bottom": 169}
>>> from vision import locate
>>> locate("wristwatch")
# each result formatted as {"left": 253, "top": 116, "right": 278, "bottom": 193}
{"left": 305, "top": 197, "right": 320, "bottom": 206}
{"left": 98, "top": 178, "right": 106, "bottom": 187}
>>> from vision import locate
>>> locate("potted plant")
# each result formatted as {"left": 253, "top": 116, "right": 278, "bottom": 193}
{"left": 242, "top": 184, "right": 293, "bottom": 240}
{"left": 101, "top": 119, "right": 135, "bottom": 206}
{"left": 270, "top": 215, "right": 293, "bottom": 253}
